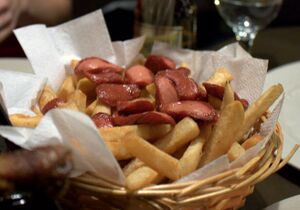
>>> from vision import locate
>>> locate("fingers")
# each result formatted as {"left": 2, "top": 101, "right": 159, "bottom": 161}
{"left": 0, "top": 20, "right": 14, "bottom": 42}
{"left": 0, "top": 0, "right": 10, "bottom": 14}
{"left": 0, "top": 10, "right": 12, "bottom": 27}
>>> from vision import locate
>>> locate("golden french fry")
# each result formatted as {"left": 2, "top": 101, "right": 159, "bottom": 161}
{"left": 100, "top": 124, "right": 172, "bottom": 160}
{"left": 70, "top": 59, "right": 80, "bottom": 70}
{"left": 38, "top": 86, "right": 57, "bottom": 110}
{"left": 126, "top": 166, "right": 163, "bottom": 191}
{"left": 179, "top": 137, "right": 204, "bottom": 176}
{"left": 238, "top": 84, "right": 283, "bottom": 142}
{"left": 221, "top": 82, "right": 234, "bottom": 110}
{"left": 9, "top": 114, "right": 42, "bottom": 128}
{"left": 123, "top": 132, "right": 180, "bottom": 180}
{"left": 85, "top": 99, "right": 97, "bottom": 116}
{"left": 123, "top": 117, "right": 199, "bottom": 176}
{"left": 200, "top": 101, "right": 244, "bottom": 166}
{"left": 179, "top": 125, "right": 211, "bottom": 176}
{"left": 57, "top": 76, "right": 75, "bottom": 101}
{"left": 145, "top": 83, "right": 156, "bottom": 97}
{"left": 92, "top": 100, "right": 111, "bottom": 115}
{"left": 227, "top": 142, "right": 246, "bottom": 161}
{"left": 67, "top": 89, "right": 87, "bottom": 113}
{"left": 31, "top": 105, "right": 43, "bottom": 116}
{"left": 208, "top": 95, "right": 222, "bottom": 110}
{"left": 242, "top": 135, "right": 263, "bottom": 150}
{"left": 76, "top": 77, "right": 96, "bottom": 103}
{"left": 206, "top": 68, "right": 233, "bottom": 87}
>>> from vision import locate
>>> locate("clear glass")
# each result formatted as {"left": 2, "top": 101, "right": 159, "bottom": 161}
{"left": 214, "top": 0, "right": 283, "bottom": 52}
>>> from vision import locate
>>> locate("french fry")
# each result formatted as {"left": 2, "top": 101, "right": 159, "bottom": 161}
{"left": 200, "top": 101, "right": 244, "bottom": 166}
{"left": 221, "top": 82, "right": 234, "bottom": 110}
{"left": 227, "top": 142, "right": 246, "bottom": 161}
{"left": 31, "top": 105, "right": 43, "bottom": 116}
{"left": 206, "top": 68, "right": 233, "bottom": 87}
{"left": 179, "top": 124, "right": 212, "bottom": 176}
{"left": 70, "top": 59, "right": 80, "bottom": 70}
{"left": 9, "top": 114, "right": 42, "bottom": 128}
{"left": 242, "top": 134, "right": 263, "bottom": 150}
{"left": 123, "top": 117, "right": 200, "bottom": 176}
{"left": 76, "top": 77, "right": 97, "bottom": 103}
{"left": 145, "top": 83, "right": 156, "bottom": 97}
{"left": 179, "top": 137, "right": 204, "bottom": 176}
{"left": 38, "top": 86, "right": 57, "bottom": 110}
{"left": 57, "top": 76, "right": 75, "bottom": 101}
{"left": 237, "top": 84, "right": 283, "bottom": 143}
{"left": 67, "top": 89, "right": 87, "bottom": 112}
{"left": 125, "top": 120, "right": 203, "bottom": 190}
{"left": 123, "top": 132, "right": 180, "bottom": 180}
{"left": 85, "top": 99, "right": 97, "bottom": 116}
{"left": 126, "top": 166, "right": 163, "bottom": 191}
{"left": 99, "top": 124, "right": 172, "bottom": 160}
{"left": 92, "top": 100, "right": 111, "bottom": 115}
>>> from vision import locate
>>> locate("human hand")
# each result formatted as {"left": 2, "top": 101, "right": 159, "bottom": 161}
{"left": 0, "top": 0, "right": 27, "bottom": 42}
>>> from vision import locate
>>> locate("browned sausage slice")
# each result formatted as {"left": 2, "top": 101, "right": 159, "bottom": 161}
{"left": 116, "top": 98, "right": 155, "bottom": 115}
{"left": 112, "top": 111, "right": 175, "bottom": 126}
{"left": 96, "top": 84, "right": 141, "bottom": 106}
{"left": 91, "top": 112, "right": 113, "bottom": 128}
{"left": 163, "top": 101, "right": 218, "bottom": 122}
{"left": 74, "top": 57, "right": 123, "bottom": 76}
{"left": 145, "top": 55, "right": 176, "bottom": 73}
{"left": 125, "top": 65, "right": 154, "bottom": 86}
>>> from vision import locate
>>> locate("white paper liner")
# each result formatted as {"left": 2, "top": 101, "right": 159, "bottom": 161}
{"left": 0, "top": 70, "right": 46, "bottom": 115}
{"left": 0, "top": 9, "right": 284, "bottom": 187}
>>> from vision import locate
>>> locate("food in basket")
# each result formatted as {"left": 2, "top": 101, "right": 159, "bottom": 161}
{"left": 8, "top": 55, "right": 283, "bottom": 190}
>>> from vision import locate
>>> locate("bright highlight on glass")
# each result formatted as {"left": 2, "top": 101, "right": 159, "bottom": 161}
{"left": 215, "top": 0, "right": 283, "bottom": 52}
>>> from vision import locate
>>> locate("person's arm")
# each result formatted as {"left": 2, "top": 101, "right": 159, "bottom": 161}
{"left": 0, "top": 0, "right": 72, "bottom": 42}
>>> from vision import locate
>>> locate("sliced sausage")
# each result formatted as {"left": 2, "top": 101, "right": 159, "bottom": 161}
{"left": 125, "top": 65, "right": 154, "bottom": 87}
{"left": 91, "top": 112, "right": 113, "bottom": 128}
{"left": 42, "top": 98, "right": 65, "bottom": 114}
{"left": 163, "top": 101, "right": 218, "bottom": 122}
{"left": 112, "top": 111, "right": 175, "bottom": 126}
{"left": 157, "top": 70, "right": 200, "bottom": 100}
{"left": 74, "top": 57, "right": 123, "bottom": 76}
{"left": 116, "top": 98, "right": 155, "bottom": 115}
{"left": 96, "top": 84, "right": 141, "bottom": 107}
{"left": 145, "top": 55, "right": 176, "bottom": 73}
{"left": 154, "top": 76, "right": 179, "bottom": 111}
{"left": 84, "top": 68, "right": 123, "bottom": 84}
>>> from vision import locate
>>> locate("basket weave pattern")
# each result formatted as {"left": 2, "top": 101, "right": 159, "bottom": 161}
{"left": 60, "top": 124, "right": 298, "bottom": 210}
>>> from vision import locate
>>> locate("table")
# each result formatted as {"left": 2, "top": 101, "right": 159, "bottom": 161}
{"left": 210, "top": 27, "right": 300, "bottom": 209}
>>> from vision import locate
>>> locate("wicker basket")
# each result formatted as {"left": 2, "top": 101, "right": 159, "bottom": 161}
{"left": 59, "top": 124, "right": 299, "bottom": 210}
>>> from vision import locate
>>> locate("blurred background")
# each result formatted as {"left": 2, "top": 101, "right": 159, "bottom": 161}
{"left": 0, "top": 0, "right": 299, "bottom": 58}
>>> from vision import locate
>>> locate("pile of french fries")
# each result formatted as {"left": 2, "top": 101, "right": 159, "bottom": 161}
{"left": 9, "top": 58, "right": 283, "bottom": 191}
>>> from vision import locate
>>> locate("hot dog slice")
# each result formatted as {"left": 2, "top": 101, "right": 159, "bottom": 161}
{"left": 113, "top": 111, "right": 175, "bottom": 126}
{"left": 74, "top": 57, "right": 123, "bottom": 76}
{"left": 116, "top": 99, "right": 155, "bottom": 115}
{"left": 96, "top": 84, "right": 141, "bottom": 107}
{"left": 125, "top": 65, "right": 154, "bottom": 87}
{"left": 163, "top": 101, "right": 218, "bottom": 122}
{"left": 91, "top": 112, "right": 113, "bottom": 128}
{"left": 145, "top": 55, "right": 176, "bottom": 73}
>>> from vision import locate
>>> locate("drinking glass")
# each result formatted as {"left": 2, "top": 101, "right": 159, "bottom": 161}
{"left": 214, "top": 0, "right": 283, "bottom": 52}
